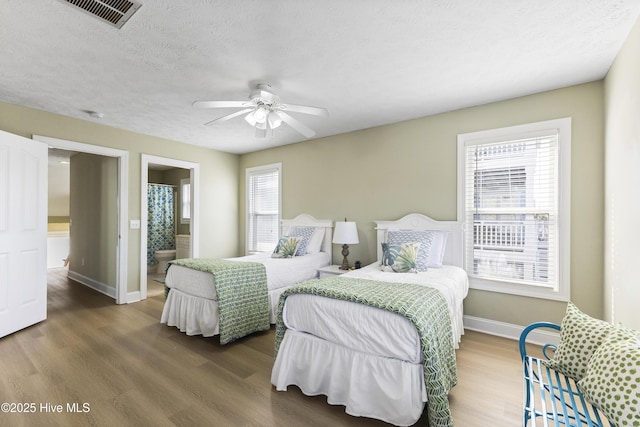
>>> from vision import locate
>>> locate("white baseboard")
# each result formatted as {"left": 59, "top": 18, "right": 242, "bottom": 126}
{"left": 463, "top": 315, "right": 559, "bottom": 347}
{"left": 127, "top": 291, "right": 141, "bottom": 304}
{"left": 67, "top": 270, "right": 116, "bottom": 299}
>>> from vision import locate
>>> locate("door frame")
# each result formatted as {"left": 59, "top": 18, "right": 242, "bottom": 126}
{"left": 140, "top": 154, "right": 199, "bottom": 300}
{"left": 34, "top": 135, "right": 129, "bottom": 304}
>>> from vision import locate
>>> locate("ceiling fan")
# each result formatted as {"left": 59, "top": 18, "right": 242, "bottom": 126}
{"left": 193, "top": 83, "right": 329, "bottom": 138}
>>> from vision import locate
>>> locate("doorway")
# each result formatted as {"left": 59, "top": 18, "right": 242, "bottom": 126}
{"left": 34, "top": 135, "right": 129, "bottom": 304}
{"left": 140, "top": 154, "right": 199, "bottom": 300}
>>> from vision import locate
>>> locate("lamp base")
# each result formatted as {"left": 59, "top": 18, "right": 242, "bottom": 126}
{"left": 339, "top": 244, "right": 350, "bottom": 270}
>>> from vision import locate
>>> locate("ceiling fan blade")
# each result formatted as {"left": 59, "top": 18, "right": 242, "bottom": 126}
{"left": 204, "top": 108, "right": 254, "bottom": 126}
{"left": 279, "top": 103, "right": 329, "bottom": 117}
{"left": 193, "top": 100, "right": 251, "bottom": 109}
{"left": 277, "top": 112, "right": 316, "bottom": 138}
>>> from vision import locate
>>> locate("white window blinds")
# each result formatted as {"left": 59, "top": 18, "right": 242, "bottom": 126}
{"left": 247, "top": 164, "right": 281, "bottom": 253}
{"left": 462, "top": 132, "right": 559, "bottom": 289}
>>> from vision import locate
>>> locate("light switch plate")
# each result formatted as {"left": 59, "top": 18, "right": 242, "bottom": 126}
{"left": 130, "top": 219, "right": 140, "bottom": 229}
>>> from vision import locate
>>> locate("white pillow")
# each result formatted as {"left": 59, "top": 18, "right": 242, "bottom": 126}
{"left": 305, "top": 228, "right": 325, "bottom": 253}
{"left": 428, "top": 231, "right": 448, "bottom": 268}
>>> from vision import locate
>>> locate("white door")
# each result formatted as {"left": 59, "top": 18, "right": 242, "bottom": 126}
{"left": 0, "top": 130, "right": 48, "bottom": 338}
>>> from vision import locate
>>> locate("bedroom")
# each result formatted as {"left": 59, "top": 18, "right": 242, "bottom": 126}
{"left": 1, "top": 1, "right": 639, "bottom": 425}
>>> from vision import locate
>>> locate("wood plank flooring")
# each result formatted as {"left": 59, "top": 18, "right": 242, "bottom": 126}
{"left": 0, "top": 269, "right": 525, "bottom": 426}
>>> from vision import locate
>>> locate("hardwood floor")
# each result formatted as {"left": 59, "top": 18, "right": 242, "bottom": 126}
{"left": 147, "top": 274, "right": 166, "bottom": 298}
{"left": 0, "top": 269, "right": 525, "bottom": 426}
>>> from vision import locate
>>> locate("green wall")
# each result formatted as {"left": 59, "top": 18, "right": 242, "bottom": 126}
{"left": 0, "top": 101, "right": 240, "bottom": 297}
{"left": 69, "top": 153, "right": 118, "bottom": 288}
{"left": 240, "top": 82, "right": 605, "bottom": 326}
{"left": 0, "top": 80, "right": 608, "bottom": 326}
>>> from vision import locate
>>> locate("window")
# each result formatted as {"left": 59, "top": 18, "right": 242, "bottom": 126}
{"left": 457, "top": 118, "right": 571, "bottom": 301}
{"left": 246, "top": 163, "right": 281, "bottom": 254}
{"left": 180, "top": 178, "right": 190, "bottom": 225}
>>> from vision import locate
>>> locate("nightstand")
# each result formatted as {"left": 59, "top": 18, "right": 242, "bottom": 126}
{"left": 318, "top": 264, "right": 351, "bottom": 279}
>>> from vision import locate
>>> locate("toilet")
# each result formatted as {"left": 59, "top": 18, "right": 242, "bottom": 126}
{"left": 154, "top": 249, "right": 176, "bottom": 274}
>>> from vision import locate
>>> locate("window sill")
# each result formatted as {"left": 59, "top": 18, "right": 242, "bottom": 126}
{"left": 469, "top": 276, "right": 570, "bottom": 302}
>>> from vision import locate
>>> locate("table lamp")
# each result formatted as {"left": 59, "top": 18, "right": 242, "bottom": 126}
{"left": 332, "top": 219, "right": 359, "bottom": 270}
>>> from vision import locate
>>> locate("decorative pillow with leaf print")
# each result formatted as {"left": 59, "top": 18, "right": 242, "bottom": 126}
{"left": 543, "top": 302, "right": 613, "bottom": 381}
{"left": 577, "top": 325, "right": 640, "bottom": 427}
{"left": 271, "top": 236, "right": 302, "bottom": 259}
{"left": 380, "top": 242, "right": 397, "bottom": 269}
{"left": 387, "top": 230, "right": 434, "bottom": 272}
{"left": 380, "top": 242, "right": 421, "bottom": 273}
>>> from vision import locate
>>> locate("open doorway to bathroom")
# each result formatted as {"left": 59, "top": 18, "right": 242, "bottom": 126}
{"left": 140, "top": 155, "right": 199, "bottom": 300}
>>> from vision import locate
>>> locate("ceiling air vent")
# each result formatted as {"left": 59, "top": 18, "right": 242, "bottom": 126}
{"left": 59, "top": 0, "right": 142, "bottom": 29}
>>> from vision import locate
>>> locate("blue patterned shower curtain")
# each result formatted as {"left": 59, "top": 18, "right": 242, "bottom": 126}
{"left": 147, "top": 184, "right": 176, "bottom": 265}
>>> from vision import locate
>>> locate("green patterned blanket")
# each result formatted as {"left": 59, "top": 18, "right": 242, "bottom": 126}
{"left": 275, "top": 276, "right": 457, "bottom": 427}
{"left": 169, "top": 258, "right": 269, "bottom": 345}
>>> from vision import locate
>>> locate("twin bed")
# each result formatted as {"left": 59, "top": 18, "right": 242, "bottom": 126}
{"left": 271, "top": 213, "right": 468, "bottom": 427}
{"left": 161, "top": 213, "right": 468, "bottom": 426}
{"left": 161, "top": 214, "right": 333, "bottom": 340}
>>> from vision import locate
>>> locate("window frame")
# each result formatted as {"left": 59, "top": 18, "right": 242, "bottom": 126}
{"left": 457, "top": 118, "right": 571, "bottom": 301}
{"left": 179, "top": 178, "right": 190, "bottom": 225}
{"left": 245, "top": 163, "right": 282, "bottom": 255}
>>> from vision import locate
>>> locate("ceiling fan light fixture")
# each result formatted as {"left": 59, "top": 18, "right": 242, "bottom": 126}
{"left": 244, "top": 112, "right": 256, "bottom": 126}
{"left": 268, "top": 112, "right": 283, "bottom": 129}
{"left": 253, "top": 107, "right": 268, "bottom": 124}
{"left": 250, "top": 84, "right": 279, "bottom": 105}
{"left": 195, "top": 83, "right": 327, "bottom": 139}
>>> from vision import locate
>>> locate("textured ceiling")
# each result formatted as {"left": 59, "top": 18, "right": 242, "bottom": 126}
{"left": 1, "top": 0, "right": 639, "bottom": 154}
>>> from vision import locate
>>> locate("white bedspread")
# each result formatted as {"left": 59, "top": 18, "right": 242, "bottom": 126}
{"left": 273, "top": 262, "right": 468, "bottom": 425}
{"left": 282, "top": 262, "right": 469, "bottom": 362}
{"left": 164, "top": 251, "right": 330, "bottom": 299}
{"left": 161, "top": 251, "right": 330, "bottom": 337}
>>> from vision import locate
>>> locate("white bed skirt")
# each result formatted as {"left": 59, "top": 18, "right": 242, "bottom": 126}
{"left": 161, "top": 287, "right": 288, "bottom": 337}
{"left": 161, "top": 289, "right": 219, "bottom": 337}
{"left": 271, "top": 330, "right": 427, "bottom": 426}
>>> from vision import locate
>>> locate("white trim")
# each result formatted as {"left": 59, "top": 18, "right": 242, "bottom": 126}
{"left": 463, "top": 315, "right": 559, "bottom": 347}
{"left": 141, "top": 154, "right": 199, "bottom": 301}
{"left": 34, "top": 135, "right": 129, "bottom": 304}
{"left": 127, "top": 291, "right": 141, "bottom": 303}
{"left": 456, "top": 118, "right": 571, "bottom": 301}
{"left": 67, "top": 270, "right": 117, "bottom": 299}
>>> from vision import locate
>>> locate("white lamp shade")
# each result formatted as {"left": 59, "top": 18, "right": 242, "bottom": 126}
{"left": 333, "top": 221, "right": 359, "bottom": 244}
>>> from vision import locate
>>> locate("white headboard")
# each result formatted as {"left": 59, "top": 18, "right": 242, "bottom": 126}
{"left": 375, "top": 213, "right": 464, "bottom": 268}
{"left": 281, "top": 214, "right": 334, "bottom": 258}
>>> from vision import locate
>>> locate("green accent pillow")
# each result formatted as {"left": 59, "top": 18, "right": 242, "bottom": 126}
{"left": 380, "top": 242, "right": 421, "bottom": 273}
{"left": 577, "top": 325, "right": 640, "bottom": 426}
{"left": 271, "top": 236, "right": 302, "bottom": 258}
{"left": 380, "top": 242, "right": 398, "bottom": 268}
{"left": 543, "top": 302, "right": 613, "bottom": 381}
